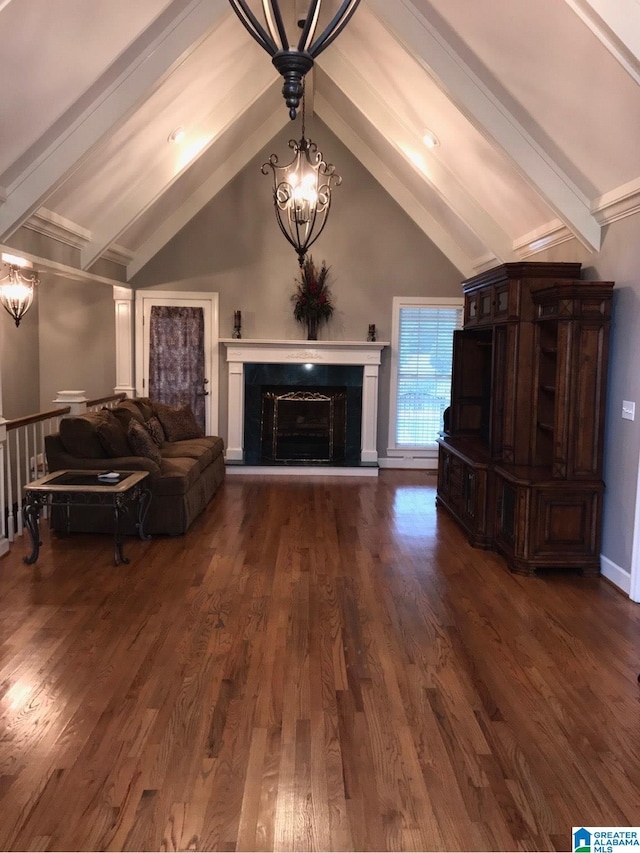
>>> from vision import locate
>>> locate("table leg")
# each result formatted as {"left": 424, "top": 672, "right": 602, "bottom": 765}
{"left": 137, "top": 488, "right": 152, "bottom": 540}
{"left": 113, "top": 498, "right": 129, "bottom": 566}
{"left": 23, "top": 494, "right": 43, "bottom": 564}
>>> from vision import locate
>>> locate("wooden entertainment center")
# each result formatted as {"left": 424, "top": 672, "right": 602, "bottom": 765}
{"left": 436, "top": 262, "right": 614, "bottom": 576}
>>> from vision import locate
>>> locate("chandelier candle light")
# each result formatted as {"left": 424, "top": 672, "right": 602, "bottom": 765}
{"left": 227, "top": 0, "right": 362, "bottom": 120}
{"left": 262, "top": 92, "right": 341, "bottom": 266}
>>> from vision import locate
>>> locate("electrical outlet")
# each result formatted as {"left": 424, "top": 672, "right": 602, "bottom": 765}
{"left": 622, "top": 401, "right": 635, "bottom": 421}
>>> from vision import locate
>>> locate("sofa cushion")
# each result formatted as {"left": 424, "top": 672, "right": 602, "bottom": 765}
{"left": 160, "top": 440, "right": 214, "bottom": 472}
{"left": 59, "top": 412, "right": 109, "bottom": 459}
{"left": 95, "top": 409, "right": 131, "bottom": 458}
{"left": 127, "top": 420, "right": 162, "bottom": 466}
{"left": 155, "top": 402, "right": 204, "bottom": 441}
{"left": 145, "top": 415, "right": 165, "bottom": 446}
{"left": 154, "top": 456, "right": 201, "bottom": 496}
{"left": 166, "top": 435, "right": 224, "bottom": 456}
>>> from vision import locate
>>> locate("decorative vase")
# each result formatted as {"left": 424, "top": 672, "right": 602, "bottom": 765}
{"left": 306, "top": 315, "right": 319, "bottom": 340}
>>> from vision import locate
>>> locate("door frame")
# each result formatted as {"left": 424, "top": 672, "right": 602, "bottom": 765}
{"left": 134, "top": 290, "right": 219, "bottom": 436}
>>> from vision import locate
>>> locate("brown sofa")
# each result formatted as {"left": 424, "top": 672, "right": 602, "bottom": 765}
{"left": 44, "top": 397, "right": 225, "bottom": 536}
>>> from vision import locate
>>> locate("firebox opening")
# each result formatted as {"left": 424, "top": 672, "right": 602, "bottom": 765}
{"left": 261, "top": 386, "right": 347, "bottom": 462}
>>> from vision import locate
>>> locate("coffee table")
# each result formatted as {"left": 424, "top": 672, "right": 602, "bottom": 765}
{"left": 23, "top": 470, "right": 152, "bottom": 566}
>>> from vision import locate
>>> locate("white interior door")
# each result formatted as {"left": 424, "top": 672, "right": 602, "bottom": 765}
{"left": 135, "top": 291, "right": 219, "bottom": 435}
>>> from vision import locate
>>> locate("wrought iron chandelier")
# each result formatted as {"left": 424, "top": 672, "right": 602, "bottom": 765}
{"left": 227, "top": 0, "right": 362, "bottom": 119}
{"left": 262, "top": 93, "right": 341, "bottom": 265}
{"left": 0, "top": 257, "right": 39, "bottom": 327}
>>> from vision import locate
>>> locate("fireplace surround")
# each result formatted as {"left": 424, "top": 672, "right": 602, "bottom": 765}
{"left": 222, "top": 339, "right": 388, "bottom": 473}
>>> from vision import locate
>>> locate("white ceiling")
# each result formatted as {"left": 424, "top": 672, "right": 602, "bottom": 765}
{"left": 1, "top": 0, "right": 639, "bottom": 280}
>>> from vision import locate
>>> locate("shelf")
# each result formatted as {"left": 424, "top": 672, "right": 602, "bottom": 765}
{"left": 539, "top": 385, "right": 556, "bottom": 394}
{"left": 540, "top": 346, "right": 558, "bottom": 355}
{"left": 537, "top": 422, "right": 554, "bottom": 433}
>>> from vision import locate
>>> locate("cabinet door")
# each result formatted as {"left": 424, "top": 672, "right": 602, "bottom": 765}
{"left": 530, "top": 487, "right": 601, "bottom": 564}
{"left": 493, "top": 283, "right": 511, "bottom": 320}
{"left": 477, "top": 289, "right": 493, "bottom": 324}
{"left": 438, "top": 445, "right": 462, "bottom": 512}
{"left": 496, "top": 476, "right": 518, "bottom": 547}
{"left": 465, "top": 292, "right": 479, "bottom": 326}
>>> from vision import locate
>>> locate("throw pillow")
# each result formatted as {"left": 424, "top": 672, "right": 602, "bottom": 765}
{"left": 95, "top": 409, "right": 131, "bottom": 458}
{"left": 111, "top": 400, "right": 146, "bottom": 432}
{"left": 134, "top": 397, "right": 156, "bottom": 421}
{"left": 127, "top": 420, "right": 162, "bottom": 466}
{"left": 155, "top": 402, "right": 204, "bottom": 442}
{"left": 145, "top": 415, "right": 165, "bottom": 446}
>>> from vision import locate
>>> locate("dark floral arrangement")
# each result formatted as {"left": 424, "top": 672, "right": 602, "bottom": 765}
{"left": 291, "top": 256, "right": 334, "bottom": 324}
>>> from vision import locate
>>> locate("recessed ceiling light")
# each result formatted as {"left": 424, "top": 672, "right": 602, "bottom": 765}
{"left": 168, "top": 126, "right": 186, "bottom": 144}
{"left": 422, "top": 130, "right": 440, "bottom": 149}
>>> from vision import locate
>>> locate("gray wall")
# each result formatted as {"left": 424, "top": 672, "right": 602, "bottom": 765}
{"left": 132, "top": 119, "right": 463, "bottom": 452}
{"left": 0, "top": 296, "right": 40, "bottom": 419}
{"left": 37, "top": 274, "right": 116, "bottom": 410}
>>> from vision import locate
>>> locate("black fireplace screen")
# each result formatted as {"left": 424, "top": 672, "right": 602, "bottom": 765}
{"left": 243, "top": 363, "right": 363, "bottom": 465}
{"left": 261, "top": 389, "right": 347, "bottom": 462}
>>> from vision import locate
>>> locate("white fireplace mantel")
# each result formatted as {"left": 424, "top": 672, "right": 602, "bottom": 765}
{"left": 221, "top": 339, "right": 389, "bottom": 467}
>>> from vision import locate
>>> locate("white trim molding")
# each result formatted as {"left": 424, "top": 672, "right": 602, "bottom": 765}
{"left": 600, "top": 555, "right": 632, "bottom": 598}
{"left": 221, "top": 339, "right": 388, "bottom": 466}
{"left": 592, "top": 178, "right": 640, "bottom": 226}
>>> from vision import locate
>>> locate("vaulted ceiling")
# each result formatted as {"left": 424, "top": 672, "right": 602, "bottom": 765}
{"left": 1, "top": 0, "right": 639, "bottom": 281}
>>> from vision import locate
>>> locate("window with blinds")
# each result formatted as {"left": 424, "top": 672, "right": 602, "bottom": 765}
{"left": 393, "top": 301, "right": 463, "bottom": 448}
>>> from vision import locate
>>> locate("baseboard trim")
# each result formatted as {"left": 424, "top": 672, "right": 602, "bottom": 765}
{"left": 379, "top": 457, "right": 438, "bottom": 470}
{"left": 600, "top": 555, "right": 631, "bottom": 595}
{"left": 0, "top": 537, "right": 9, "bottom": 558}
{"left": 226, "top": 465, "right": 379, "bottom": 477}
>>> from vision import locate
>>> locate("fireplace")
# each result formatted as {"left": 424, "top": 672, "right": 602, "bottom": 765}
{"left": 261, "top": 388, "right": 347, "bottom": 462}
{"left": 243, "top": 363, "right": 362, "bottom": 465}
{"left": 222, "top": 339, "right": 388, "bottom": 471}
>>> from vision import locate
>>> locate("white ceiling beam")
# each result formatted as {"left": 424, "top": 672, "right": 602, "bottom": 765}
{"left": 318, "top": 49, "right": 516, "bottom": 264}
{"left": 0, "top": 243, "right": 126, "bottom": 288}
{"left": 126, "top": 86, "right": 287, "bottom": 280}
{"left": 368, "top": 0, "right": 602, "bottom": 252}
{"left": 563, "top": 0, "right": 640, "bottom": 85}
{"left": 316, "top": 94, "right": 475, "bottom": 276}
{"left": 0, "top": 0, "right": 230, "bottom": 243}
{"left": 81, "top": 61, "right": 278, "bottom": 271}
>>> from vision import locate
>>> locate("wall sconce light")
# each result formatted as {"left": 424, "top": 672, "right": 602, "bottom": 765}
{"left": 0, "top": 254, "right": 39, "bottom": 327}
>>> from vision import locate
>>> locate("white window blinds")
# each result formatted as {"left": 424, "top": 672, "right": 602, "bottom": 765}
{"left": 396, "top": 305, "right": 462, "bottom": 447}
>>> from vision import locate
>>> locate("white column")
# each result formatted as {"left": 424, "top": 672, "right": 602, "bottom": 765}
{"left": 226, "top": 361, "right": 244, "bottom": 461}
{"left": 361, "top": 364, "right": 380, "bottom": 463}
{"left": 113, "top": 286, "right": 135, "bottom": 397}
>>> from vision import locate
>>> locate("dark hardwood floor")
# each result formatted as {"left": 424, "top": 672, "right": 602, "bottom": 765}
{"left": 0, "top": 470, "right": 639, "bottom": 852}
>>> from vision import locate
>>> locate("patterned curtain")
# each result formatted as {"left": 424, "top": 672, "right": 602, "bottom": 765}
{"left": 149, "top": 306, "right": 206, "bottom": 430}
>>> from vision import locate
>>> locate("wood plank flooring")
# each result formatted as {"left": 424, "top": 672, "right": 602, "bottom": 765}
{"left": 0, "top": 470, "right": 639, "bottom": 851}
